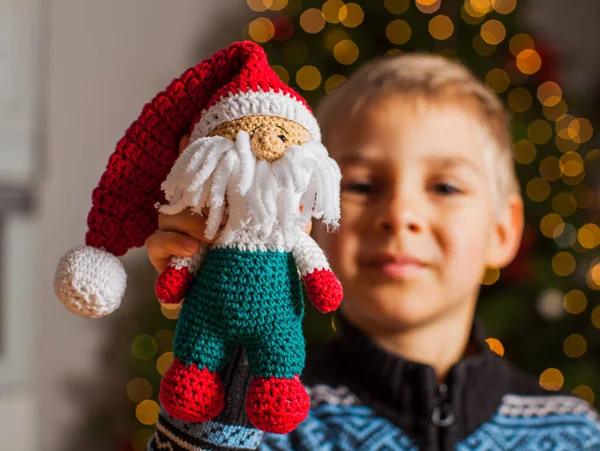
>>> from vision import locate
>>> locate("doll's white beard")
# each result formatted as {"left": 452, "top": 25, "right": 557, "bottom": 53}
{"left": 158, "top": 130, "right": 341, "bottom": 247}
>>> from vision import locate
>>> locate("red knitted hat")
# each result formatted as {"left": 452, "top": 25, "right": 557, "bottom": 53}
{"left": 54, "top": 41, "right": 320, "bottom": 318}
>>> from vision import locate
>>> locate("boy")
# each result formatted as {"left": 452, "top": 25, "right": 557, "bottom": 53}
{"left": 146, "top": 54, "right": 600, "bottom": 450}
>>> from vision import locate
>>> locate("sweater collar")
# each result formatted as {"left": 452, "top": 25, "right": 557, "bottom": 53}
{"left": 304, "top": 312, "right": 508, "bottom": 447}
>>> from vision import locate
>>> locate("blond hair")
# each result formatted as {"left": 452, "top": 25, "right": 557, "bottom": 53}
{"left": 316, "top": 53, "right": 521, "bottom": 209}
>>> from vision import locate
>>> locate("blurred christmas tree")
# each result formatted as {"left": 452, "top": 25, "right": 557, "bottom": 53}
{"left": 241, "top": 0, "right": 600, "bottom": 407}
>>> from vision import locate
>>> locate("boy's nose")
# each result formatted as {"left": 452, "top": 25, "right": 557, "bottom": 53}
{"left": 376, "top": 193, "right": 425, "bottom": 234}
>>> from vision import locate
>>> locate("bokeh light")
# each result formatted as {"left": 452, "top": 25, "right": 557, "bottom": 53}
{"left": 485, "top": 68, "right": 510, "bottom": 93}
{"left": 296, "top": 65, "right": 322, "bottom": 91}
{"left": 543, "top": 99, "right": 568, "bottom": 121}
{"left": 508, "top": 87, "right": 532, "bottom": 112}
{"left": 552, "top": 192, "right": 577, "bottom": 217}
{"left": 480, "top": 20, "right": 506, "bottom": 45}
{"left": 387, "top": 20, "right": 412, "bottom": 45}
{"left": 528, "top": 119, "right": 552, "bottom": 144}
{"left": 555, "top": 135, "right": 580, "bottom": 153}
{"left": 341, "top": 3, "right": 364, "bottom": 28}
{"left": 563, "top": 289, "right": 587, "bottom": 315}
{"left": 481, "top": 265, "right": 500, "bottom": 285}
{"left": 486, "top": 338, "right": 505, "bottom": 356}
{"left": 492, "top": 0, "right": 517, "bottom": 14}
{"left": 537, "top": 81, "right": 562, "bottom": 107}
{"left": 248, "top": 17, "right": 275, "bottom": 43}
{"left": 513, "top": 139, "right": 536, "bottom": 164}
{"left": 569, "top": 118, "right": 594, "bottom": 144}
{"left": 473, "top": 34, "right": 496, "bottom": 56}
{"left": 516, "top": 49, "right": 542, "bottom": 75}
{"left": 300, "top": 8, "right": 326, "bottom": 33}
{"left": 539, "top": 368, "right": 564, "bottom": 391}
{"left": 526, "top": 177, "right": 550, "bottom": 202}
{"left": 384, "top": 0, "right": 410, "bottom": 15}
{"left": 325, "top": 74, "right": 346, "bottom": 94}
{"left": 416, "top": 0, "right": 441, "bottom": 14}
{"left": 551, "top": 251, "right": 576, "bottom": 277}
{"left": 572, "top": 386, "right": 595, "bottom": 405}
{"left": 540, "top": 213, "right": 564, "bottom": 239}
{"left": 325, "top": 29, "right": 350, "bottom": 51}
{"left": 588, "top": 263, "right": 600, "bottom": 290}
{"left": 247, "top": 0, "right": 272, "bottom": 12}
{"left": 269, "top": 0, "right": 288, "bottom": 11}
{"left": 272, "top": 65, "right": 290, "bottom": 84}
{"left": 136, "top": 400, "right": 160, "bottom": 426}
{"left": 429, "top": 15, "right": 454, "bottom": 40}
{"left": 592, "top": 305, "right": 600, "bottom": 328}
{"left": 563, "top": 333, "right": 587, "bottom": 358}
{"left": 126, "top": 378, "right": 153, "bottom": 403}
{"left": 554, "top": 223, "right": 577, "bottom": 249}
{"left": 322, "top": 0, "right": 348, "bottom": 24}
{"left": 556, "top": 114, "right": 576, "bottom": 140}
{"left": 334, "top": 40, "right": 359, "bottom": 65}
{"left": 161, "top": 303, "right": 181, "bottom": 320}
{"left": 157, "top": 352, "right": 174, "bottom": 376}
{"left": 509, "top": 33, "right": 535, "bottom": 56}
{"left": 539, "top": 156, "right": 560, "bottom": 182}
{"left": 559, "top": 152, "right": 584, "bottom": 178}
{"left": 469, "top": 0, "right": 493, "bottom": 14}
{"left": 132, "top": 334, "right": 158, "bottom": 360}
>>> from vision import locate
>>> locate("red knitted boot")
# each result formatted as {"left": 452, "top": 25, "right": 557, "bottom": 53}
{"left": 245, "top": 375, "right": 310, "bottom": 434}
{"left": 159, "top": 358, "right": 225, "bottom": 422}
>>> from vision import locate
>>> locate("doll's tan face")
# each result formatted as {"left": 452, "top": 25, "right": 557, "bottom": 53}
{"left": 207, "top": 115, "right": 311, "bottom": 161}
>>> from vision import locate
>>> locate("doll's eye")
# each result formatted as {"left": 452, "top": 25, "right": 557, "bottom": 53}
{"left": 278, "top": 135, "right": 287, "bottom": 142}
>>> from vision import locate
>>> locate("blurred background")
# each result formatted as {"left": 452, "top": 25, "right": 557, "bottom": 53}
{"left": 0, "top": 0, "right": 598, "bottom": 449}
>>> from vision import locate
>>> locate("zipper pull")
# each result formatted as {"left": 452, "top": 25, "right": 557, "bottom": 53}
{"left": 431, "top": 383, "right": 455, "bottom": 427}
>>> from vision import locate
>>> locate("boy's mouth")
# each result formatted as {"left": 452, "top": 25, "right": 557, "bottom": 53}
{"left": 362, "top": 254, "right": 427, "bottom": 280}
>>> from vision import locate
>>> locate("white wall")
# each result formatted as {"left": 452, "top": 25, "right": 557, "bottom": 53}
{"left": 39, "top": 1, "right": 249, "bottom": 449}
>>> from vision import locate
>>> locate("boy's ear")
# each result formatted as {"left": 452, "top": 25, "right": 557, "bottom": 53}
{"left": 488, "top": 194, "right": 525, "bottom": 269}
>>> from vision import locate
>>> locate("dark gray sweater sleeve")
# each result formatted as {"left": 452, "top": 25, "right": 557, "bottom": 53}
{"left": 147, "top": 347, "right": 264, "bottom": 450}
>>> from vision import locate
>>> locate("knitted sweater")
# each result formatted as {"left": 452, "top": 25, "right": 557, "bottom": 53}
{"left": 148, "top": 314, "right": 600, "bottom": 451}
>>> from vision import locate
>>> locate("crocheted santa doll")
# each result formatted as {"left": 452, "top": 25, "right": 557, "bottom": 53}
{"left": 54, "top": 41, "right": 343, "bottom": 434}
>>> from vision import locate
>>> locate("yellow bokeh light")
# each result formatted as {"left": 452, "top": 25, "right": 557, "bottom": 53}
{"left": 157, "top": 352, "right": 174, "bottom": 376}
{"left": 552, "top": 251, "right": 576, "bottom": 277}
{"left": 429, "top": 15, "right": 454, "bottom": 40}
{"left": 485, "top": 68, "right": 510, "bottom": 94}
{"left": 513, "top": 139, "right": 536, "bottom": 164}
{"left": 469, "top": 0, "right": 493, "bottom": 14}
{"left": 559, "top": 152, "right": 584, "bottom": 177}
{"left": 322, "top": 0, "right": 348, "bottom": 24}
{"left": 480, "top": 20, "right": 506, "bottom": 45}
{"left": 272, "top": 65, "right": 290, "bottom": 85}
{"left": 539, "top": 368, "right": 564, "bottom": 391}
{"left": 492, "top": 0, "right": 517, "bottom": 14}
{"left": 516, "top": 49, "right": 542, "bottom": 75}
{"left": 528, "top": 119, "right": 552, "bottom": 144}
{"left": 461, "top": 4, "right": 485, "bottom": 24}
{"left": 537, "top": 81, "right": 562, "bottom": 107}
{"left": 508, "top": 87, "right": 532, "bottom": 112}
{"left": 387, "top": 20, "right": 412, "bottom": 45}
{"left": 300, "top": 8, "right": 326, "bottom": 34}
{"left": 247, "top": 0, "right": 273, "bottom": 12}
{"left": 132, "top": 334, "right": 158, "bottom": 360}
{"left": 334, "top": 40, "right": 359, "bottom": 65}
{"left": 572, "top": 185, "right": 595, "bottom": 209}
{"left": 509, "top": 33, "right": 535, "bottom": 56}
{"left": 572, "top": 385, "right": 595, "bottom": 405}
{"left": 555, "top": 135, "right": 580, "bottom": 153}
{"left": 543, "top": 99, "right": 568, "bottom": 121}
{"left": 540, "top": 213, "right": 564, "bottom": 239}
{"left": 341, "top": 3, "right": 364, "bottom": 28}
{"left": 539, "top": 156, "right": 560, "bottom": 182}
{"left": 563, "top": 290, "right": 587, "bottom": 315}
{"left": 556, "top": 114, "right": 576, "bottom": 140}
{"left": 586, "top": 148, "right": 600, "bottom": 163}
{"left": 248, "top": 17, "right": 275, "bottom": 43}
{"left": 296, "top": 65, "right": 322, "bottom": 91}
{"left": 526, "top": 177, "right": 550, "bottom": 202}
{"left": 480, "top": 265, "right": 500, "bottom": 285}
{"left": 136, "top": 400, "right": 160, "bottom": 426}
{"left": 485, "top": 338, "right": 505, "bottom": 356}
{"left": 473, "top": 34, "right": 496, "bottom": 56}
{"left": 561, "top": 169, "right": 585, "bottom": 187}
{"left": 592, "top": 305, "right": 600, "bottom": 328}
{"left": 325, "top": 28, "right": 350, "bottom": 51}
{"left": 589, "top": 264, "right": 600, "bottom": 290}
{"left": 416, "top": 0, "right": 441, "bottom": 14}
{"left": 126, "top": 378, "right": 153, "bottom": 403}
{"left": 552, "top": 192, "right": 577, "bottom": 217}
{"left": 563, "top": 333, "right": 587, "bottom": 358}
{"left": 269, "top": 0, "right": 288, "bottom": 11}
{"left": 569, "top": 118, "right": 594, "bottom": 144}
{"left": 325, "top": 74, "right": 346, "bottom": 94}
{"left": 161, "top": 303, "right": 181, "bottom": 320}
{"left": 384, "top": 0, "right": 410, "bottom": 14}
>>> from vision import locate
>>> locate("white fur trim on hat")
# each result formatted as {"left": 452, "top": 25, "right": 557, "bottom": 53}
{"left": 54, "top": 245, "right": 127, "bottom": 318}
{"left": 190, "top": 89, "right": 321, "bottom": 142}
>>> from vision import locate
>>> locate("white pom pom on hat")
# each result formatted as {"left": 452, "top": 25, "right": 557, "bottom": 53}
{"left": 53, "top": 41, "right": 320, "bottom": 317}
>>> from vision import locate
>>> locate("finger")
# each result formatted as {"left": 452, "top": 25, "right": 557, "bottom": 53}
{"left": 305, "top": 220, "right": 313, "bottom": 235}
{"left": 159, "top": 209, "right": 229, "bottom": 243}
{"left": 179, "top": 134, "right": 190, "bottom": 154}
{"left": 146, "top": 230, "right": 200, "bottom": 273}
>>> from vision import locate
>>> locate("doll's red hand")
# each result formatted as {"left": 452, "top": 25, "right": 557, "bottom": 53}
{"left": 303, "top": 269, "right": 343, "bottom": 313}
{"left": 156, "top": 265, "right": 194, "bottom": 304}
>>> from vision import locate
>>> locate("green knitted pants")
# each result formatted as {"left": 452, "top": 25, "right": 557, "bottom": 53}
{"left": 173, "top": 247, "right": 306, "bottom": 379}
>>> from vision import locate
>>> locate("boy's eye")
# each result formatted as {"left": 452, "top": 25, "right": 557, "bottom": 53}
{"left": 434, "top": 182, "right": 461, "bottom": 195}
{"left": 342, "top": 182, "right": 374, "bottom": 195}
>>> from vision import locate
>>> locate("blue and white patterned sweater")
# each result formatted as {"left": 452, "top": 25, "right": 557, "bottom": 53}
{"left": 149, "top": 315, "right": 600, "bottom": 451}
